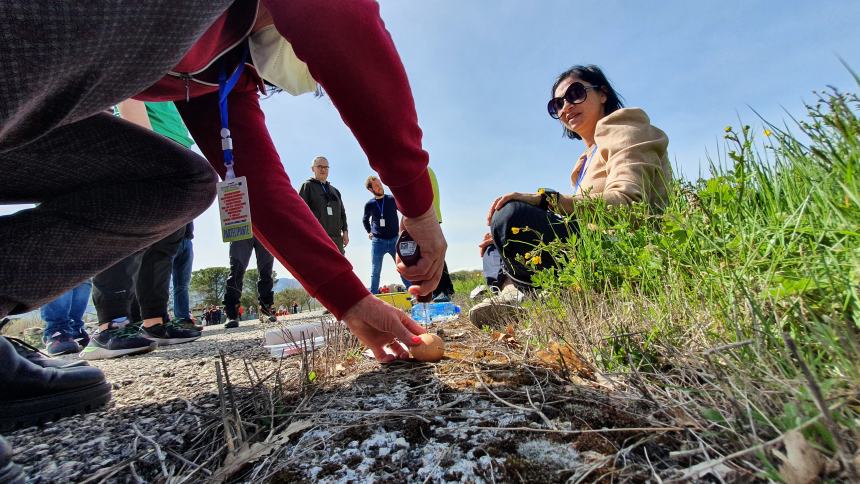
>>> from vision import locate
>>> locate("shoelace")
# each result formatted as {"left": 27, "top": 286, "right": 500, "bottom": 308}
{"left": 111, "top": 323, "right": 144, "bottom": 339}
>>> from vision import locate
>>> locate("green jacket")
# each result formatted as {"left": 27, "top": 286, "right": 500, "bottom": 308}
{"left": 298, "top": 178, "right": 347, "bottom": 244}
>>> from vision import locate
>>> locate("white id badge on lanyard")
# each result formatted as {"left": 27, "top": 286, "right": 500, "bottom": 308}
{"left": 326, "top": 205, "right": 333, "bottom": 216}
{"left": 217, "top": 176, "right": 253, "bottom": 242}
{"left": 379, "top": 218, "right": 386, "bottom": 227}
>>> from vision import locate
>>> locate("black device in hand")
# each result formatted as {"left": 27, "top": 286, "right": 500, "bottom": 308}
{"left": 396, "top": 230, "right": 432, "bottom": 302}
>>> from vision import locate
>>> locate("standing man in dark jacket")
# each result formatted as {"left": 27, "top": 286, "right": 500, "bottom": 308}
{"left": 299, "top": 156, "right": 349, "bottom": 253}
{"left": 362, "top": 176, "right": 410, "bottom": 293}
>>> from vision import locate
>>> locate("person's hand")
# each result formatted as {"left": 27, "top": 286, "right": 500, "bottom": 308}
{"left": 342, "top": 231, "right": 350, "bottom": 247}
{"left": 396, "top": 206, "right": 447, "bottom": 299}
{"left": 367, "top": 232, "right": 373, "bottom": 240}
{"left": 341, "top": 294, "right": 427, "bottom": 362}
{"left": 486, "top": 192, "right": 541, "bottom": 225}
{"left": 479, "top": 232, "right": 494, "bottom": 257}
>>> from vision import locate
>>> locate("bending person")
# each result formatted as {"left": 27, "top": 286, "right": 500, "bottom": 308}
{"left": 135, "top": 0, "right": 446, "bottom": 361}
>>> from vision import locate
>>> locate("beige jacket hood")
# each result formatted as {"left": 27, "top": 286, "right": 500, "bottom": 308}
{"left": 570, "top": 108, "right": 671, "bottom": 210}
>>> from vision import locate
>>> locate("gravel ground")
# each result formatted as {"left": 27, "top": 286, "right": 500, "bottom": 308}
{"left": 6, "top": 312, "right": 664, "bottom": 483}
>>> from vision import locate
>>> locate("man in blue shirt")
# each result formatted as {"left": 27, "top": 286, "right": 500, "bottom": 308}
{"left": 362, "top": 176, "right": 410, "bottom": 294}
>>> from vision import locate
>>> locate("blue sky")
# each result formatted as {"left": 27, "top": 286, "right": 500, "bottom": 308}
{"left": 3, "top": 1, "right": 859, "bottom": 291}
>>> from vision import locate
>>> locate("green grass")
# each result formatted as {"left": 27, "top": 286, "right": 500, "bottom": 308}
{"left": 520, "top": 81, "right": 860, "bottom": 479}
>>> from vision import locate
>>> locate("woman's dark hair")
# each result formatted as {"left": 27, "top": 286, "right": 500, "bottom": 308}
{"left": 551, "top": 65, "right": 624, "bottom": 140}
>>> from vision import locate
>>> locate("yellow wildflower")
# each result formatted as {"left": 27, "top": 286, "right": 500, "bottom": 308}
{"left": 764, "top": 129, "right": 772, "bottom": 137}
{"left": 724, "top": 126, "right": 732, "bottom": 133}
{"left": 511, "top": 227, "right": 520, "bottom": 234}
{"left": 531, "top": 255, "right": 542, "bottom": 265}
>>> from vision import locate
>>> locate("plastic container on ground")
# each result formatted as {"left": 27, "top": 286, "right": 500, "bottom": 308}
{"left": 264, "top": 322, "right": 326, "bottom": 358}
{"left": 411, "top": 302, "right": 461, "bottom": 324}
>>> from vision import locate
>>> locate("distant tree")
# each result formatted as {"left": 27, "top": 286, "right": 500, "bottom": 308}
{"left": 274, "top": 287, "right": 315, "bottom": 312}
{"left": 190, "top": 267, "right": 230, "bottom": 306}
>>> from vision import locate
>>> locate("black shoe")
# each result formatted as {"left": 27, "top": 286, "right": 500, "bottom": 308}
{"left": 141, "top": 320, "right": 201, "bottom": 345}
{"left": 224, "top": 319, "right": 239, "bottom": 329}
{"left": 43, "top": 331, "right": 82, "bottom": 356}
{"left": 74, "top": 327, "right": 91, "bottom": 348}
{"left": 0, "top": 337, "right": 112, "bottom": 432}
{"left": 0, "top": 435, "right": 24, "bottom": 484}
{"left": 80, "top": 322, "right": 157, "bottom": 361}
{"left": 5, "top": 336, "right": 88, "bottom": 369}
{"left": 177, "top": 317, "right": 204, "bottom": 332}
{"left": 259, "top": 305, "right": 277, "bottom": 322}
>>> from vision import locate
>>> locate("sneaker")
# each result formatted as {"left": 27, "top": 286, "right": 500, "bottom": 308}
{"left": 74, "top": 328, "right": 91, "bottom": 348}
{"left": 224, "top": 319, "right": 239, "bottom": 329}
{"left": 141, "top": 320, "right": 201, "bottom": 345}
{"left": 80, "top": 323, "right": 157, "bottom": 360}
{"left": 5, "top": 336, "right": 88, "bottom": 368}
{"left": 43, "top": 332, "right": 82, "bottom": 356}
{"left": 177, "top": 317, "right": 204, "bottom": 332}
{"left": 259, "top": 304, "right": 277, "bottom": 322}
{"left": 468, "top": 284, "right": 526, "bottom": 330}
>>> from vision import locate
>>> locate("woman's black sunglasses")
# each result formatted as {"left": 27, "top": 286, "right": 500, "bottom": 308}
{"left": 547, "top": 82, "right": 601, "bottom": 119}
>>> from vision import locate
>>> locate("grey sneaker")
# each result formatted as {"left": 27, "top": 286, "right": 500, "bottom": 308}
{"left": 468, "top": 285, "right": 526, "bottom": 330}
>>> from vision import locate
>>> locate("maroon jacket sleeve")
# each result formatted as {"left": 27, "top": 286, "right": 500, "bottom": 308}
{"left": 176, "top": 76, "right": 368, "bottom": 319}
{"left": 263, "top": 0, "right": 433, "bottom": 217}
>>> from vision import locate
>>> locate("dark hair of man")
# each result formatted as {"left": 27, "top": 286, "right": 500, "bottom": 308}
{"left": 551, "top": 65, "right": 625, "bottom": 140}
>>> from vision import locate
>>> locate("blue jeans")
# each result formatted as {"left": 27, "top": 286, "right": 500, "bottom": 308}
{"left": 171, "top": 237, "right": 193, "bottom": 320}
{"left": 41, "top": 280, "right": 92, "bottom": 339}
{"left": 369, "top": 236, "right": 410, "bottom": 294}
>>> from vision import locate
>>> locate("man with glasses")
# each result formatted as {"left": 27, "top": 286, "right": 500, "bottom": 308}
{"left": 299, "top": 156, "right": 349, "bottom": 254}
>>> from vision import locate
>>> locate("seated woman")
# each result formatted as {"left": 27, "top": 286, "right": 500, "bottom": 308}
{"left": 472, "top": 65, "right": 671, "bottom": 326}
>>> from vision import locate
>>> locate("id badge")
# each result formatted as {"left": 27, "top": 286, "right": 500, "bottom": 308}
{"left": 217, "top": 176, "right": 253, "bottom": 242}
{"left": 326, "top": 205, "right": 333, "bottom": 216}
{"left": 380, "top": 218, "right": 386, "bottom": 227}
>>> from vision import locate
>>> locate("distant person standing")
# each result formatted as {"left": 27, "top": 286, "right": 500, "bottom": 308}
{"left": 362, "top": 176, "right": 410, "bottom": 294}
{"left": 299, "top": 156, "right": 349, "bottom": 254}
{"left": 222, "top": 237, "right": 277, "bottom": 329}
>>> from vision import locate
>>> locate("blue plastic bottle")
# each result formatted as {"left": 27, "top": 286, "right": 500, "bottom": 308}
{"left": 411, "top": 302, "right": 461, "bottom": 322}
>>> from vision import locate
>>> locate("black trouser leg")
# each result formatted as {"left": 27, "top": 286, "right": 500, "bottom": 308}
{"left": 223, "top": 238, "right": 254, "bottom": 319}
{"left": 489, "top": 201, "right": 577, "bottom": 290}
{"left": 92, "top": 253, "right": 140, "bottom": 323}
{"left": 254, "top": 238, "right": 275, "bottom": 306}
{"left": 136, "top": 227, "right": 185, "bottom": 321}
{"left": 433, "top": 262, "right": 455, "bottom": 297}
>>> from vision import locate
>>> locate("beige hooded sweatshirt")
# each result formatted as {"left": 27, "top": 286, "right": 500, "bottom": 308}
{"left": 570, "top": 108, "right": 671, "bottom": 211}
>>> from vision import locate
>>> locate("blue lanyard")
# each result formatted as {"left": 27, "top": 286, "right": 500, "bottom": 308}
{"left": 574, "top": 145, "right": 598, "bottom": 195}
{"left": 218, "top": 47, "right": 249, "bottom": 180}
{"left": 375, "top": 196, "right": 385, "bottom": 216}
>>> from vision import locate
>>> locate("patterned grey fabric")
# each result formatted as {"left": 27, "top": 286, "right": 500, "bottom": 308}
{"left": 0, "top": 1, "right": 233, "bottom": 316}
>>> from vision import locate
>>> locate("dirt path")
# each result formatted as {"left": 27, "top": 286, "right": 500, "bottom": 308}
{"left": 7, "top": 312, "right": 665, "bottom": 483}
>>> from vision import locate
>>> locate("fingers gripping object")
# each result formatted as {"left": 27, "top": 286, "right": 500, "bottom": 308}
{"left": 396, "top": 230, "right": 432, "bottom": 303}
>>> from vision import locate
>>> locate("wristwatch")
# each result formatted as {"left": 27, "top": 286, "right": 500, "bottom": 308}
{"left": 537, "top": 188, "right": 559, "bottom": 211}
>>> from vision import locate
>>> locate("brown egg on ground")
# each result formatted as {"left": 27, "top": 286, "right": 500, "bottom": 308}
{"left": 411, "top": 333, "right": 445, "bottom": 362}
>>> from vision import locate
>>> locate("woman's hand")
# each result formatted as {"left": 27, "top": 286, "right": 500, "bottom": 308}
{"left": 342, "top": 294, "right": 427, "bottom": 362}
{"left": 478, "top": 232, "right": 494, "bottom": 256}
{"left": 396, "top": 206, "right": 447, "bottom": 299}
{"left": 486, "top": 192, "right": 542, "bottom": 225}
